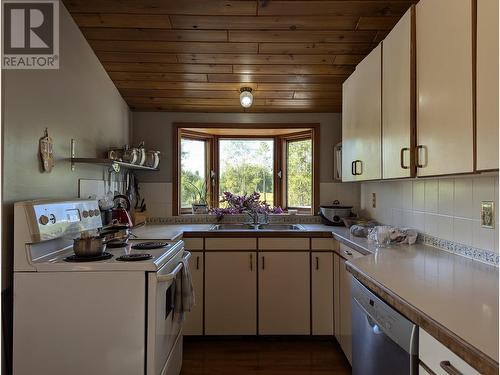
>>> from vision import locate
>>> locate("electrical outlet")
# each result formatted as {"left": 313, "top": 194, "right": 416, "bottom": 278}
{"left": 372, "top": 193, "right": 376, "bottom": 208}
{"left": 481, "top": 201, "right": 495, "bottom": 228}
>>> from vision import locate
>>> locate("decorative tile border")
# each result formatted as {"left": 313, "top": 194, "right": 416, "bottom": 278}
{"left": 418, "top": 233, "right": 499, "bottom": 267}
{"left": 147, "top": 214, "right": 322, "bottom": 225}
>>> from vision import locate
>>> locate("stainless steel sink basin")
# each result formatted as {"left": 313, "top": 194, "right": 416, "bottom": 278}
{"left": 257, "top": 224, "right": 305, "bottom": 231}
{"left": 210, "top": 224, "right": 258, "bottom": 231}
{"left": 210, "top": 223, "right": 305, "bottom": 231}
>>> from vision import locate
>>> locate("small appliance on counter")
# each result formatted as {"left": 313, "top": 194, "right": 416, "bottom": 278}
{"left": 319, "top": 200, "right": 354, "bottom": 226}
{"left": 112, "top": 194, "right": 134, "bottom": 227}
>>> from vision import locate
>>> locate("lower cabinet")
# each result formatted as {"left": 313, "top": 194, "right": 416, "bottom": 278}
{"left": 311, "top": 252, "right": 334, "bottom": 335}
{"left": 184, "top": 239, "right": 341, "bottom": 337}
{"left": 419, "top": 328, "right": 480, "bottom": 375}
{"left": 338, "top": 256, "right": 353, "bottom": 364}
{"left": 204, "top": 252, "right": 257, "bottom": 335}
{"left": 183, "top": 251, "right": 203, "bottom": 336}
{"left": 258, "top": 252, "right": 310, "bottom": 334}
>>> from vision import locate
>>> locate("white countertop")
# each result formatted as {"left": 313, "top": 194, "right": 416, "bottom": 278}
{"left": 133, "top": 221, "right": 499, "bottom": 363}
{"left": 347, "top": 243, "right": 499, "bottom": 363}
{"left": 132, "top": 224, "right": 213, "bottom": 240}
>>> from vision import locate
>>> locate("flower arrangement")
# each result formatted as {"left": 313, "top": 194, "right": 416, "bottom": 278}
{"left": 210, "top": 191, "right": 283, "bottom": 219}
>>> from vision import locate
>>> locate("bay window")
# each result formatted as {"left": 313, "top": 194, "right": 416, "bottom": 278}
{"left": 174, "top": 124, "right": 319, "bottom": 215}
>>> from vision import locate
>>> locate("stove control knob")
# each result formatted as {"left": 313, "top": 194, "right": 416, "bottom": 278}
{"left": 82, "top": 210, "right": 89, "bottom": 218}
{"left": 39, "top": 215, "right": 49, "bottom": 225}
{"left": 94, "top": 209, "right": 100, "bottom": 217}
{"left": 88, "top": 210, "right": 94, "bottom": 217}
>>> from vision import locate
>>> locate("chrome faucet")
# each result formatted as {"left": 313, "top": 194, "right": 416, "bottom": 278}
{"left": 245, "top": 210, "right": 269, "bottom": 228}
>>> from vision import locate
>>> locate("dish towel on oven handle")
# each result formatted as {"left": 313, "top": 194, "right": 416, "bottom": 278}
{"left": 174, "top": 256, "right": 195, "bottom": 322}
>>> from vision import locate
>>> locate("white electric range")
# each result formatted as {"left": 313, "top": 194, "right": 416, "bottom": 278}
{"left": 13, "top": 199, "right": 187, "bottom": 375}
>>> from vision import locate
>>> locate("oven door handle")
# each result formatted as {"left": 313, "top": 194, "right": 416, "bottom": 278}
{"left": 156, "top": 251, "right": 191, "bottom": 283}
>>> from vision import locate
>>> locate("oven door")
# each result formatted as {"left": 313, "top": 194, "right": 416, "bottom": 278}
{"left": 147, "top": 248, "right": 190, "bottom": 375}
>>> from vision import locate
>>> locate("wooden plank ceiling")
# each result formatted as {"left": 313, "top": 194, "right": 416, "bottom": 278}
{"left": 63, "top": 0, "right": 416, "bottom": 113}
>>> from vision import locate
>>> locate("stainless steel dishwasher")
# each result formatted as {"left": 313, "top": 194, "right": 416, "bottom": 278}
{"left": 351, "top": 277, "right": 418, "bottom": 375}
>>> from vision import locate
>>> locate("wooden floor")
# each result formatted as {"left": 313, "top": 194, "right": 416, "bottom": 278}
{"left": 181, "top": 337, "right": 352, "bottom": 375}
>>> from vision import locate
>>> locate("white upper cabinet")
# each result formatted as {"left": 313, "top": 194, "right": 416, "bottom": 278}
{"left": 342, "top": 44, "right": 382, "bottom": 182}
{"left": 416, "top": 0, "right": 474, "bottom": 176}
{"left": 382, "top": 7, "right": 415, "bottom": 179}
{"left": 476, "top": 0, "right": 499, "bottom": 171}
{"left": 341, "top": 73, "right": 357, "bottom": 182}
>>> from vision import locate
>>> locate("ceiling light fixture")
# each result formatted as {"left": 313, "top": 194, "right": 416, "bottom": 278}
{"left": 239, "top": 87, "right": 253, "bottom": 108}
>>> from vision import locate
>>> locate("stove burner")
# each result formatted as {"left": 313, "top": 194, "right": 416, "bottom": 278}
{"left": 64, "top": 252, "right": 113, "bottom": 262}
{"left": 131, "top": 241, "right": 169, "bottom": 250}
{"left": 106, "top": 240, "right": 128, "bottom": 248}
{"left": 116, "top": 253, "right": 153, "bottom": 262}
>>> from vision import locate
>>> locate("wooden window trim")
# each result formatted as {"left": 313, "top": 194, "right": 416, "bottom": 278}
{"left": 176, "top": 130, "right": 216, "bottom": 214}
{"left": 173, "top": 123, "right": 320, "bottom": 216}
{"left": 281, "top": 133, "right": 315, "bottom": 212}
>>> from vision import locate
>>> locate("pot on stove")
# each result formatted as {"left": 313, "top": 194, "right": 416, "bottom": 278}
{"left": 73, "top": 236, "right": 106, "bottom": 257}
{"left": 318, "top": 200, "right": 354, "bottom": 226}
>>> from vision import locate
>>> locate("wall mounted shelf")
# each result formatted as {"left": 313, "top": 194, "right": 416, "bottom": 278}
{"left": 70, "top": 158, "right": 159, "bottom": 172}
{"left": 70, "top": 139, "right": 159, "bottom": 172}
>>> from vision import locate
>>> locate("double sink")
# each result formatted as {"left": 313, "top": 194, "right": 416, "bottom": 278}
{"left": 210, "top": 223, "right": 306, "bottom": 231}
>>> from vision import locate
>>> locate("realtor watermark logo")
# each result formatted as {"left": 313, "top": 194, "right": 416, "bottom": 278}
{"left": 2, "top": 0, "right": 59, "bottom": 69}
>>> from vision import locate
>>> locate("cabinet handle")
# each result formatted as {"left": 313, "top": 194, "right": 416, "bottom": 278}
{"left": 440, "top": 361, "right": 463, "bottom": 375}
{"left": 354, "top": 160, "right": 362, "bottom": 175}
{"left": 250, "top": 253, "right": 253, "bottom": 271}
{"left": 343, "top": 249, "right": 353, "bottom": 257}
{"left": 196, "top": 255, "right": 200, "bottom": 270}
{"left": 416, "top": 145, "right": 426, "bottom": 168}
{"left": 351, "top": 161, "right": 355, "bottom": 176}
{"left": 262, "top": 256, "right": 265, "bottom": 270}
{"left": 400, "top": 148, "right": 410, "bottom": 169}
{"left": 315, "top": 256, "right": 319, "bottom": 270}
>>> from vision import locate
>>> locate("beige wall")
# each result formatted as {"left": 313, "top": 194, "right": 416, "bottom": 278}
{"left": 361, "top": 175, "right": 499, "bottom": 253}
{"left": 2, "top": 4, "right": 130, "bottom": 371}
{"left": 131, "top": 112, "right": 361, "bottom": 216}
{"left": 131, "top": 112, "right": 342, "bottom": 183}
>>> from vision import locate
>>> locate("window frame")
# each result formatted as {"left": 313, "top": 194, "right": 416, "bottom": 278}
{"left": 217, "top": 136, "right": 277, "bottom": 206}
{"left": 281, "top": 132, "right": 315, "bottom": 213}
{"left": 173, "top": 123, "right": 320, "bottom": 216}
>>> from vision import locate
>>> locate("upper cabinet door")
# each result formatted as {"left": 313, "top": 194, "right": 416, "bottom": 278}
{"left": 342, "top": 44, "right": 382, "bottom": 181}
{"left": 476, "top": 0, "right": 499, "bottom": 171}
{"left": 342, "top": 73, "right": 357, "bottom": 182}
{"left": 416, "top": 0, "right": 474, "bottom": 176}
{"left": 382, "top": 7, "right": 415, "bottom": 179}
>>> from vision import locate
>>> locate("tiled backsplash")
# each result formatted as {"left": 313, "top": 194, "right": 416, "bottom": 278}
{"left": 138, "top": 181, "right": 361, "bottom": 217}
{"left": 360, "top": 175, "right": 499, "bottom": 254}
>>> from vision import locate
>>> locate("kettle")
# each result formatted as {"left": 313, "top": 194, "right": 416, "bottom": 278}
{"left": 112, "top": 202, "right": 133, "bottom": 227}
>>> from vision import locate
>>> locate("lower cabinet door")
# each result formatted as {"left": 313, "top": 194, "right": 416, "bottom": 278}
{"left": 183, "top": 252, "right": 204, "bottom": 335}
{"left": 339, "top": 257, "right": 353, "bottom": 364}
{"left": 204, "top": 252, "right": 257, "bottom": 335}
{"left": 258, "top": 252, "right": 310, "bottom": 335}
{"left": 333, "top": 253, "right": 341, "bottom": 340}
{"left": 311, "top": 252, "right": 334, "bottom": 335}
